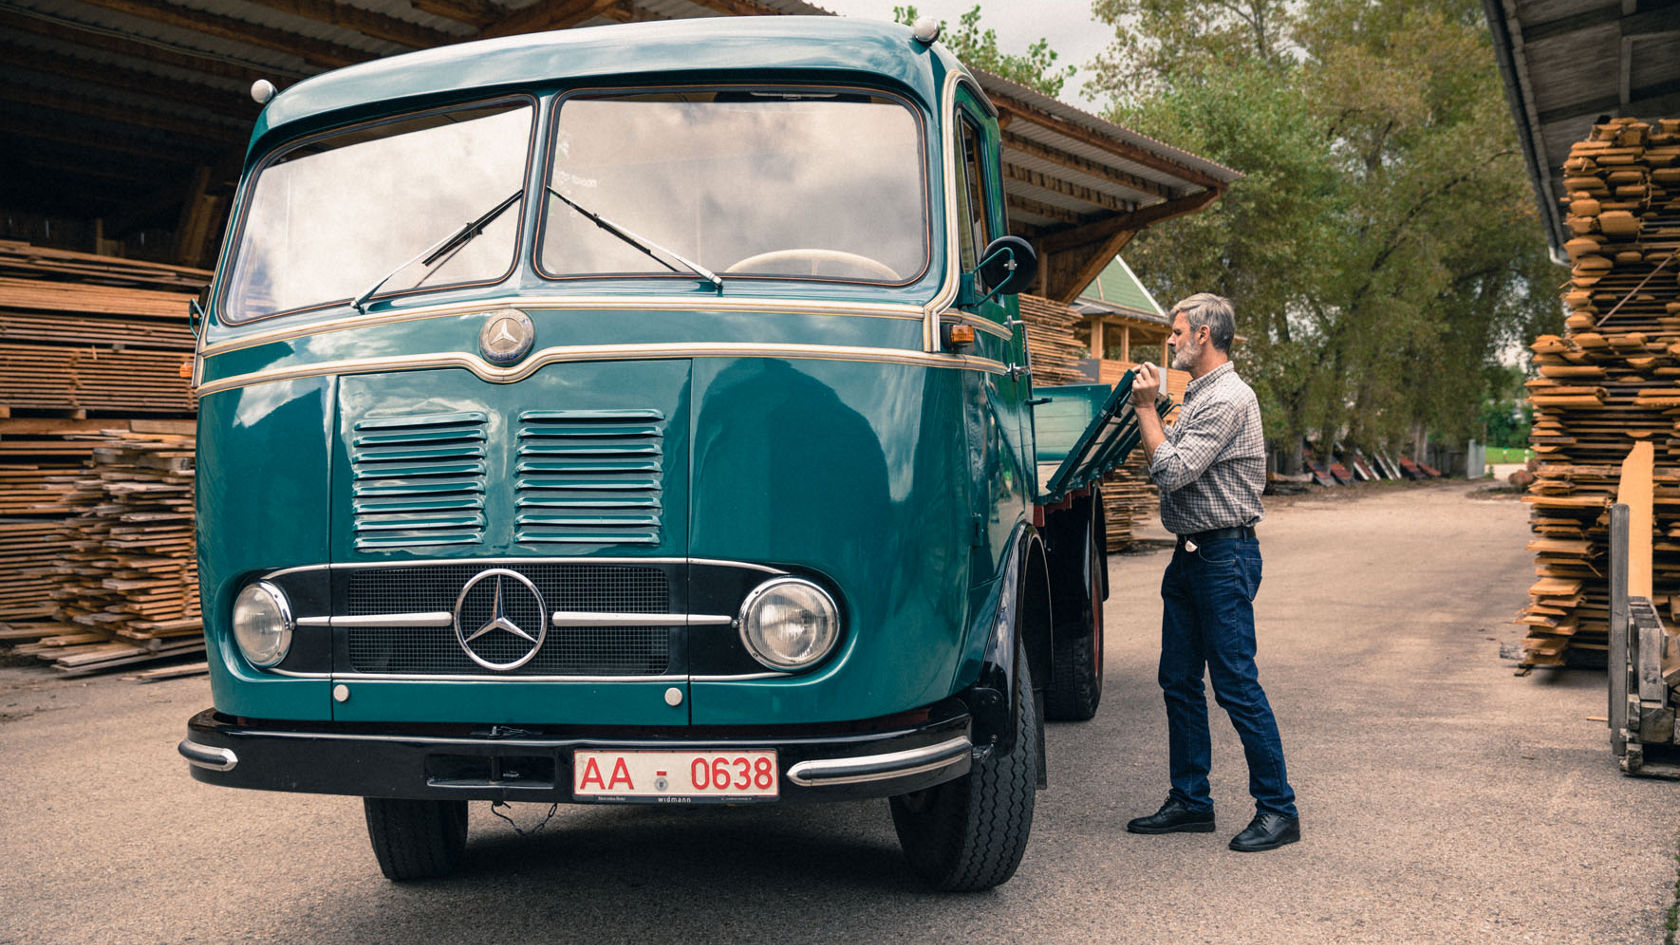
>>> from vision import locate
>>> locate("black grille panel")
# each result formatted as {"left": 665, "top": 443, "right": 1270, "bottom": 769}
{"left": 339, "top": 563, "right": 675, "bottom": 677}
{"left": 347, "top": 625, "right": 673, "bottom": 676}
{"left": 345, "top": 563, "right": 669, "bottom": 614}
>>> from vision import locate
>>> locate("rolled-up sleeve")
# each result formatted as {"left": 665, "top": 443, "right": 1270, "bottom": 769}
{"left": 1148, "top": 407, "right": 1240, "bottom": 494}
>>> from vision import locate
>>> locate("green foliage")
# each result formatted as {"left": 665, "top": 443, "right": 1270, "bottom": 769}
{"left": 893, "top": 5, "right": 1075, "bottom": 97}
{"left": 1091, "top": 0, "right": 1564, "bottom": 454}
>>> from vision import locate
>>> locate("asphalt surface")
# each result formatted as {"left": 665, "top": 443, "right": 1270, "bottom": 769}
{"left": 2, "top": 480, "right": 1676, "bottom": 944}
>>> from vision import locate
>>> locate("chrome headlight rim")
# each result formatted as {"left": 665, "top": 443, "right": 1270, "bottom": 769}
{"left": 232, "top": 580, "right": 294, "bottom": 668}
{"left": 738, "top": 576, "right": 841, "bottom": 672}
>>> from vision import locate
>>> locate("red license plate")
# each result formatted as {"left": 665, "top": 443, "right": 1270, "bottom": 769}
{"left": 572, "top": 749, "right": 779, "bottom": 802}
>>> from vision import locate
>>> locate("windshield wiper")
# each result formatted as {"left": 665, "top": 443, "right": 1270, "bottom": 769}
{"left": 545, "top": 186, "right": 722, "bottom": 293}
{"left": 350, "top": 189, "right": 523, "bottom": 313}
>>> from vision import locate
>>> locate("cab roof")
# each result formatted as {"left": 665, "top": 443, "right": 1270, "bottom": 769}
{"left": 254, "top": 16, "right": 956, "bottom": 144}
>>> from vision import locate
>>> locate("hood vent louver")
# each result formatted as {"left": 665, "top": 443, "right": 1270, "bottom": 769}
{"left": 350, "top": 411, "right": 488, "bottom": 550}
{"left": 516, "top": 409, "right": 664, "bottom": 546}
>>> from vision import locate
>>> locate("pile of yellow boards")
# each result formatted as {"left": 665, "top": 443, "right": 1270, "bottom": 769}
{"left": 0, "top": 241, "right": 208, "bottom": 675}
{"left": 1522, "top": 117, "right": 1680, "bottom": 666}
{"left": 1019, "top": 293, "right": 1177, "bottom": 550}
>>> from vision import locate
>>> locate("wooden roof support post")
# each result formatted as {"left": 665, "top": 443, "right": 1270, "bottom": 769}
{"left": 1038, "top": 187, "right": 1225, "bottom": 303}
{"left": 174, "top": 167, "right": 220, "bottom": 269}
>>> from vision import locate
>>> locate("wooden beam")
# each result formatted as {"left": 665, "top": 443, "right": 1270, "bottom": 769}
{"left": 683, "top": 0, "right": 790, "bottom": 15}
{"left": 71, "top": 0, "right": 372, "bottom": 69}
{"left": 174, "top": 166, "right": 222, "bottom": 268}
{"left": 5, "top": 115, "right": 224, "bottom": 165}
{"left": 237, "top": 0, "right": 459, "bottom": 48}
{"left": 1003, "top": 162, "right": 1134, "bottom": 215}
{"left": 991, "top": 93, "right": 1227, "bottom": 191}
{"left": 409, "top": 0, "right": 503, "bottom": 29}
{"left": 1000, "top": 130, "right": 1173, "bottom": 200}
{"left": 596, "top": 1, "right": 670, "bottom": 23}
{"left": 0, "top": 9, "right": 299, "bottom": 83}
{"left": 1042, "top": 226, "right": 1140, "bottom": 304}
{"left": 1005, "top": 193, "right": 1085, "bottom": 226}
{"left": 478, "top": 0, "right": 622, "bottom": 38}
{"left": 2, "top": 41, "right": 253, "bottom": 117}
{"left": 1039, "top": 186, "right": 1222, "bottom": 254}
{"left": 5, "top": 87, "right": 245, "bottom": 145}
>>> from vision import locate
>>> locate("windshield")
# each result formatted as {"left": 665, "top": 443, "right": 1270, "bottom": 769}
{"left": 539, "top": 90, "right": 927, "bottom": 284}
{"left": 223, "top": 100, "right": 533, "bottom": 323}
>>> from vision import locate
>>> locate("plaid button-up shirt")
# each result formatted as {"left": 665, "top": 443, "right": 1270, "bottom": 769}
{"left": 1147, "top": 361, "right": 1265, "bottom": 536}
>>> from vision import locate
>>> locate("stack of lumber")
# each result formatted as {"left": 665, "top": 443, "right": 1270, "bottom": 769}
{"left": 0, "top": 241, "right": 207, "bottom": 675}
{"left": 1019, "top": 293, "right": 1174, "bottom": 549}
{"left": 1522, "top": 117, "right": 1680, "bottom": 666}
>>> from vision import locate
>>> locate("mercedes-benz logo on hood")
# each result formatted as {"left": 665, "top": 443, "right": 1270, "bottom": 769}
{"left": 453, "top": 568, "right": 547, "bottom": 671}
{"left": 479, "top": 310, "right": 533, "bottom": 365}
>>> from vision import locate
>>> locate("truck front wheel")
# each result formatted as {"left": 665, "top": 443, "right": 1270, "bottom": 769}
{"left": 889, "top": 638, "right": 1039, "bottom": 891}
{"left": 363, "top": 797, "right": 468, "bottom": 881}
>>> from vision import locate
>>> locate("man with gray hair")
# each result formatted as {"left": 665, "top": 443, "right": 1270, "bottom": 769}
{"left": 1123, "top": 293, "right": 1299, "bottom": 852}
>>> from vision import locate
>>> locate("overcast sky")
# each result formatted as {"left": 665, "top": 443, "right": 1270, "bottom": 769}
{"left": 811, "top": 0, "right": 1116, "bottom": 106}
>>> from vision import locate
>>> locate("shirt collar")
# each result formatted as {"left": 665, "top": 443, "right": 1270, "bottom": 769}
{"left": 1184, "top": 361, "right": 1234, "bottom": 400}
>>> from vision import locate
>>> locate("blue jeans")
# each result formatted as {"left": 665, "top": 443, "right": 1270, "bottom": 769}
{"left": 1159, "top": 536, "right": 1296, "bottom": 818}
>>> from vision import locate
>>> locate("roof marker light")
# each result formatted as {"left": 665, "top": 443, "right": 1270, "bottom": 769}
{"left": 251, "top": 79, "right": 276, "bottom": 105}
{"left": 911, "top": 17, "right": 941, "bottom": 45}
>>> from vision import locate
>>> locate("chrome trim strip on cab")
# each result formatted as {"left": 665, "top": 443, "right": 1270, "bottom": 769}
{"left": 922, "top": 72, "right": 966, "bottom": 353}
{"left": 297, "top": 613, "right": 454, "bottom": 628}
{"left": 785, "top": 735, "right": 972, "bottom": 787}
{"left": 196, "top": 342, "right": 1008, "bottom": 395}
{"left": 199, "top": 295, "right": 928, "bottom": 359}
{"left": 178, "top": 739, "right": 239, "bottom": 772}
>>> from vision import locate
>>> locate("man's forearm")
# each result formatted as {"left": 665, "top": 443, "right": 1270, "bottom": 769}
{"left": 1135, "top": 403, "right": 1166, "bottom": 466}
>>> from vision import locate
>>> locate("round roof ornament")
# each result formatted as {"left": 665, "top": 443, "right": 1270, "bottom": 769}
{"left": 911, "top": 17, "right": 941, "bottom": 45}
{"left": 251, "top": 79, "right": 276, "bottom": 105}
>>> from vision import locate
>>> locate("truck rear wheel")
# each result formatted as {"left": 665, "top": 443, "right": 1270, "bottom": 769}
{"left": 1046, "top": 529, "right": 1104, "bottom": 721}
{"left": 889, "top": 637, "right": 1039, "bottom": 891}
{"left": 363, "top": 797, "right": 468, "bottom": 881}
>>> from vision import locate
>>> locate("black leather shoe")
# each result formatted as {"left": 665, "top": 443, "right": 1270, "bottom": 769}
{"left": 1228, "top": 812, "right": 1300, "bottom": 852}
{"left": 1126, "top": 797, "right": 1215, "bottom": 834}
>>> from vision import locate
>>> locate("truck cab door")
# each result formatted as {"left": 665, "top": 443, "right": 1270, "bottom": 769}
{"left": 953, "top": 91, "right": 1032, "bottom": 583}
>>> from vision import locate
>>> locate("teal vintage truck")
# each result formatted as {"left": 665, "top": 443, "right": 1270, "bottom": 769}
{"left": 178, "top": 16, "right": 1155, "bottom": 891}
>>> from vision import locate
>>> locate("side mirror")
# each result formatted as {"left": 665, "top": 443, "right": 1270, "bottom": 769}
{"left": 976, "top": 235, "right": 1038, "bottom": 301}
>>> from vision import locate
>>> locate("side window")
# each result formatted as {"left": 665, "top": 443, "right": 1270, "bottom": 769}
{"left": 953, "top": 114, "right": 992, "bottom": 273}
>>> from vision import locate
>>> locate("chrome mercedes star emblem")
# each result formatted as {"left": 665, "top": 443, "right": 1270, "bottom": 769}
{"left": 453, "top": 568, "right": 547, "bottom": 671}
{"left": 478, "top": 310, "right": 533, "bottom": 365}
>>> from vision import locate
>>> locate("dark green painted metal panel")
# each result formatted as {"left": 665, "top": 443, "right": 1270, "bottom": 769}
{"left": 197, "top": 378, "right": 336, "bottom": 720}
{"left": 687, "top": 358, "right": 973, "bottom": 724}
{"left": 330, "top": 679, "right": 688, "bottom": 726}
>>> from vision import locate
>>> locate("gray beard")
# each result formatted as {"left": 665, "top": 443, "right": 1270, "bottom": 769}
{"left": 1170, "top": 338, "right": 1199, "bottom": 371}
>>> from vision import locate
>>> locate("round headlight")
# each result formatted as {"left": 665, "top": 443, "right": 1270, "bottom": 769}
{"left": 232, "top": 581, "right": 293, "bottom": 668}
{"left": 739, "top": 577, "right": 840, "bottom": 671}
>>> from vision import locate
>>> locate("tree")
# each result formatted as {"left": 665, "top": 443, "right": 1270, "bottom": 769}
{"left": 1089, "top": 0, "right": 1562, "bottom": 462}
{"left": 893, "top": 5, "right": 1076, "bottom": 98}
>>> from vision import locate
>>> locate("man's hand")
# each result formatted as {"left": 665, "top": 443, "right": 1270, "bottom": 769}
{"left": 1130, "top": 362, "right": 1161, "bottom": 410}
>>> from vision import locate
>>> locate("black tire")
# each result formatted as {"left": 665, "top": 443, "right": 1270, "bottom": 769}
{"left": 363, "top": 797, "right": 468, "bottom": 881}
{"left": 1045, "top": 528, "right": 1104, "bottom": 721}
{"left": 890, "top": 638, "right": 1039, "bottom": 892}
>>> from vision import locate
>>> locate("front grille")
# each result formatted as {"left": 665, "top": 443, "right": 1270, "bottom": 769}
{"left": 349, "top": 411, "right": 488, "bottom": 550}
{"left": 340, "top": 563, "right": 675, "bottom": 676}
{"left": 515, "top": 409, "right": 664, "bottom": 546}
{"left": 347, "top": 626, "right": 672, "bottom": 676}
